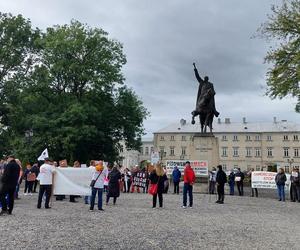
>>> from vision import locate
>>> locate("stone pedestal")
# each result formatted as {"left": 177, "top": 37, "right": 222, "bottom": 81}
{"left": 189, "top": 133, "right": 220, "bottom": 169}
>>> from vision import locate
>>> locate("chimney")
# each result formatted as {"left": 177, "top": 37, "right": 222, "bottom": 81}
{"left": 273, "top": 117, "right": 277, "bottom": 124}
{"left": 218, "top": 118, "right": 221, "bottom": 124}
{"left": 225, "top": 118, "right": 230, "bottom": 124}
{"left": 242, "top": 117, "right": 246, "bottom": 124}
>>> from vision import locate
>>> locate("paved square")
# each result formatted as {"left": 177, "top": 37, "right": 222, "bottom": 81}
{"left": 0, "top": 193, "right": 298, "bottom": 249}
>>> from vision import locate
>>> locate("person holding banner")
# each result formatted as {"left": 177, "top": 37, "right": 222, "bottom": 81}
{"left": 182, "top": 161, "right": 196, "bottom": 209}
{"left": 275, "top": 168, "right": 287, "bottom": 202}
{"left": 235, "top": 168, "right": 244, "bottom": 196}
{"left": 149, "top": 163, "right": 168, "bottom": 208}
{"left": 247, "top": 168, "right": 258, "bottom": 197}
{"left": 89, "top": 164, "right": 106, "bottom": 211}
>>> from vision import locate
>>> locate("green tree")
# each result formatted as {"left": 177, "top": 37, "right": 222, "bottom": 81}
{"left": 259, "top": 0, "right": 300, "bottom": 112}
{"left": 0, "top": 17, "right": 148, "bottom": 164}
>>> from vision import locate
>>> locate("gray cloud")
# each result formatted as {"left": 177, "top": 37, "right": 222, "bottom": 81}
{"left": 1, "top": 0, "right": 299, "bottom": 136}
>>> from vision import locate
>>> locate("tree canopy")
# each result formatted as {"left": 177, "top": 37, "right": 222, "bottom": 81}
{"left": 0, "top": 14, "right": 148, "bottom": 164}
{"left": 259, "top": 0, "right": 300, "bottom": 112}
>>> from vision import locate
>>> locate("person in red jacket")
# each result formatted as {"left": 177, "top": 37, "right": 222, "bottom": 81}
{"left": 182, "top": 161, "right": 196, "bottom": 208}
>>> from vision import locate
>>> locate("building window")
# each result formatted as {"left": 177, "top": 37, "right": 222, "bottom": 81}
{"left": 145, "top": 147, "right": 149, "bottom": 155}
{"left": 150, "top": 147, "right": 154, "bottom": 153}
{"left": 160, "top": 136, "right": 165, "bottom": 141}
{"left": 267, "top": 147, "right": 273, "bottom": 157}
{"left": 285, "top": 166, "right": 290, "bottom": 173}
{"left": 181, "top": 136, "right": 186, "bottom": 141}
{"left": 267, "top": 135, "right": 272, "bottom": 141}
{"left": 246, "top": 147, "right": 252, "bottom": 157}
{"left": 283, "top": 135, "right": 289, "bottom": 141}
{"left": 222, "top": 164, "right": 227, "bottom": 171}
{"left": 246, "top": 135, "right": 251, "bottom": 141}
{"left": 294, "top": 135, "right": 299, "bottom": 141}
{"left": 222, "top": 147, "right": 227, "bottom": 157}
{"left": 283, "top": 148, "right": 289, "bottom": 157}
{"left": 233, "top": 135, "right": 238, "bottom": 141}
{"left": 159, "top": 146, "right": 164, "bottom": 153}
{"left": 222, "top": 135, "right": 227, "bottom": 141}
{"left": 170, "top": 136, "right": 175, "bottom": 141}
{"left": 255, "top": 148, "right": 261, "bottom": 157}
{"left": 295, "top": 148, "right": 299, "bottom": 157}
{"left": 140, "top": 147, "right": 144, "bottom": 155}
{"left": 181, "top": 147, "right": 186, "bottom": 156}
{"left": 170, "top": 147, "right": 175, "bottom": 156}
{"left": 255, "top": 135, "right": 261, "bottom": 141}
{"left": 233, "top": 147, "right": 239, "bottom": 157}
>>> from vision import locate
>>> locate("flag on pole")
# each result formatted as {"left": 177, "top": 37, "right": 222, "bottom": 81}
{"left": 38, "top": 148, "right": 49, "bottom": 161}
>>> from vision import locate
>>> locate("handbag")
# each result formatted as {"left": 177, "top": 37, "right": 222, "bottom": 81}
{"left": 90, "top": 171, "right": 102, "bottom": 188}
{"left": 148, "top": 176, "right": 160, "bottom": 196}
{"left": 27, "top": 173, "right": 36, "bottom": 182}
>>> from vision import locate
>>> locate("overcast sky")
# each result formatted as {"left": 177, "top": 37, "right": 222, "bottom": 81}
{"left": 1, "top": 0, "right": 299, "bottom": 136}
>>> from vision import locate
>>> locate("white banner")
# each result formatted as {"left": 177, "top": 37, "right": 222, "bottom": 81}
{"left": 251, "top": 171, "right": 290, "bottom": 189}
{"left": 53, "top": 167, "right": 94, "bottom": 195}
{"left": 165, "top": 160, "right": 208, "bottom": 176}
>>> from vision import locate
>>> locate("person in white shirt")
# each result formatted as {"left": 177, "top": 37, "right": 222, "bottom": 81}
{"left": 90, "top": 164, "right": 107, "bottom": 211}
{"left": 37, "top": 158, "right": 55, "bottom": 209}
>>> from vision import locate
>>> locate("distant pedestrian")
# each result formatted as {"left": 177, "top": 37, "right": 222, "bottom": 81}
{"left": 106, "top": 166, "right": 121, "bottom": 205}
{"left": 247, "top": 168, "right": 258, "bottom": 197}
{"left": 216, "top": 165, "right": 227, "bottom": 204}
{"left": 89, "top": 163, "right": 106, "bottom": 211}
{"left": 208, "top": 167, "right": 217, "bottom": 194}
{"left": 31, "top": 163, "right": 40, "bottom": 193}
{"left": 172, "top": 166, "right": 181, "bottom": 194}
{"left": 15, "top": 159, "right": 23, "bottom": 200}
{"left": 0, "top": 155, "right": 21, "bottom": 215}
{"left": 275, "top": 168, "right": 287, "bottom": 202}
{"left": 37, "top": 158, "right": 55, "bottom": 209}
{"left": 24, "top": 164, "right": 36, "bottom": 195}
{"left": 123, "top": 168, "right": 132, "bottom": 193}
{"left": 228, "top": 170, "right": 235, "bottom": 195}
{"left": 149, "top": 163, "right": 168, "bottom": 208}
{"left": 290, "top": 167, "right": 300, "bottom": 202}
{"left": 182, "top": 161, "right": 196, "bottom": 208}
{"left": 235, "top": 168, "right": 244, "bottom": 196}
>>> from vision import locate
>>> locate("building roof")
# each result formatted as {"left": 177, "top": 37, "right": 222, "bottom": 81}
{"left": 154, "top": 119, "right": 300, "bottom": 134}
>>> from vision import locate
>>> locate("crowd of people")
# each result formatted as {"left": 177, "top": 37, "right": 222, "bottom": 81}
{"left": 0, "top": 156, "right": 299, "bottom": 216}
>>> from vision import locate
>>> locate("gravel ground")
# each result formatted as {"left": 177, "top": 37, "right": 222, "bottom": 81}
{"left": 0, "top": 191, "right": 299, "bottom": 250}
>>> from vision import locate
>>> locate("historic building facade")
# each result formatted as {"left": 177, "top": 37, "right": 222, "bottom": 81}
{"left": 153, "top": 118, "right": 300, "bottom": 172}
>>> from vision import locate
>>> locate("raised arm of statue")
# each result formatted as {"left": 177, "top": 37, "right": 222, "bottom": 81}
{"left": 193, "top": 63, "right": 203, "bottom": 83}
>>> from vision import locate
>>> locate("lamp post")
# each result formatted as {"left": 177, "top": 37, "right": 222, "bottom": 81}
{"left": 288, "top": 158, "right": 294, "bottom": 173}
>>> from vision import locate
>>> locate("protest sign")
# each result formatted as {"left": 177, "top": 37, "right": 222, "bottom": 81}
{"left": 251, "top": 171, "right": 290, "bottom": 189}
{"left": 151, "top": 151, "right": 160, "bottom": 164}
{"left": 165, "top": 160, "right": 208, "bottom": 176}
{"left": 53, "top": 167, "right": 94, "bottom": 195}
{"left": 133, "top": 172, "right": 147, "bottom": 188}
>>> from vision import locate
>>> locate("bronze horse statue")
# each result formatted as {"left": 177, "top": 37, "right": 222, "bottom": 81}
{"left": 191, "top": 63, "right": 219, "bottom": 134}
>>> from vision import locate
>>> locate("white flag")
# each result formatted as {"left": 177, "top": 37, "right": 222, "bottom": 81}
{"left": 38, "top": 148, "right": 49, "bottom": 161}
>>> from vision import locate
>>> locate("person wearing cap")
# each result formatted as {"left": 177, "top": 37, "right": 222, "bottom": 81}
{"left": 182, "top": 161, "right": 196, "bottom": 208}
{"left": 0, "top": 155, "right": 20, "bottom": 215}
{"left": 37, "top": 158, "right": 56, "bottom": 209}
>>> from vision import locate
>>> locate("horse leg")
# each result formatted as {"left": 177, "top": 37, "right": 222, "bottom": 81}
{"left": 200, "top": 116, "right": 204, "bottom": 133}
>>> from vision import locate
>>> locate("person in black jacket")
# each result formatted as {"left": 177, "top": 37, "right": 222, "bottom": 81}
{"left": 0, "top": 155, "right": 20, "bottom": 215}
{"left": 149, "top": 164, "right": 168, "bottom": 208}
{"left": 235, "top": 168, "right": 245, "bottom": 196}
{"left": 106, "top": 166, "right": 121, "bottom": 205}
{"left": 31, "top": 163, "right": 40, "bottom": 193}
{"left": 216, "top": 165, "right": 227, "bottom": 204}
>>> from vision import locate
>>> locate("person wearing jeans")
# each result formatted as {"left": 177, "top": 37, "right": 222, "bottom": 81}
{"left": 182, "top": 161, "right": 196, "bottom": 208}
{"left": 275, "top": 168, "right": 287, "bottom": 202}
{"left": 90, "top": 163, "right": 106, "bottom": 211}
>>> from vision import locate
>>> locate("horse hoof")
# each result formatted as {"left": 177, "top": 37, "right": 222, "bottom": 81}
{"left": 191, "top": 120, "right": 195, "bottom": 125}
